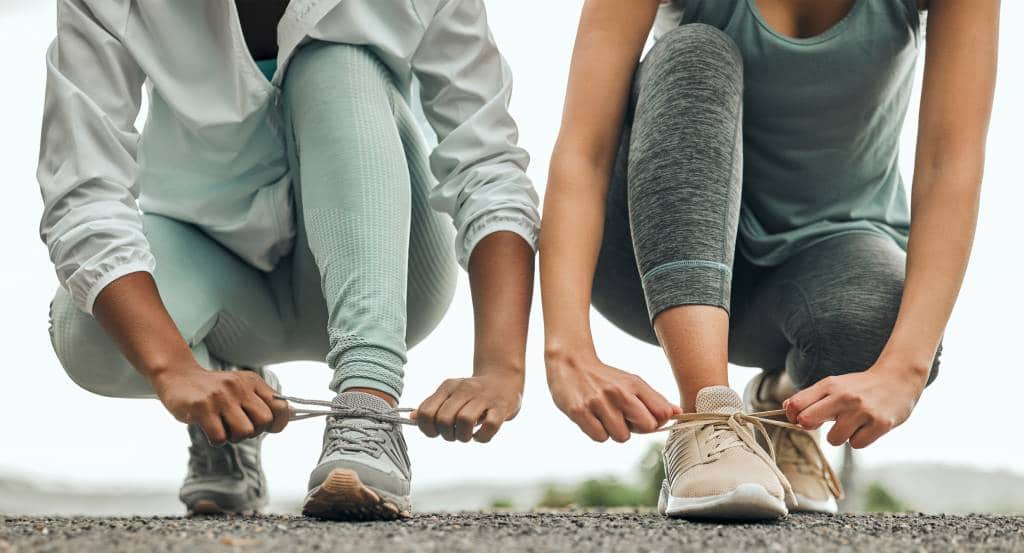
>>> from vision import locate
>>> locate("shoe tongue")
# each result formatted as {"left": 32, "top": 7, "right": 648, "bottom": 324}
{"left": 695, "top": 386, "right": 744, "bottom": 415}
{"left": 332, "top": 391, "right": 391, "bottom": 413}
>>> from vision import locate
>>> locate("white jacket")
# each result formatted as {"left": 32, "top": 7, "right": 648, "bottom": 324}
{"left": 38, "top": 0, "right": 540, "bottom": 314}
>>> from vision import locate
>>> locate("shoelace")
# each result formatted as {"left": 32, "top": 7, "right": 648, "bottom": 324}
{"left": 275, "top": 395, "right": 416, "bottom": 425}
{"left": 659, "top": 409, "right": 844, "bottom": 501}
{"left": 275, "top": 395, "right": 415, "bottom": 456}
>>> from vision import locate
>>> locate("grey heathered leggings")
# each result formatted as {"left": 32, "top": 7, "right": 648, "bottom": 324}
{"left": 591, "top": 24, "right": 939, "bottom": 390}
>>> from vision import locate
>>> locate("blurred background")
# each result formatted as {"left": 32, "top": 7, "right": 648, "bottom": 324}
{"left": 1, "top": 1, "right": 1022, "bottom": 515}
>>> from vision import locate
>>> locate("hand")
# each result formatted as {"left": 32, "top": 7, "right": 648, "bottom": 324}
{"left": 151, "top": 364, "right": 290, "bottom": 445}
{"left": 546, "top": 352, "right": 680, "bottom": 443}
{"left": 783, "top": 364, "right": 928, "bottom": 449}
{"left": 412, "top": 370, "right": 524, "bottom": 443}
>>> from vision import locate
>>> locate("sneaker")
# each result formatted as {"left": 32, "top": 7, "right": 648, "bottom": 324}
{"left": 179, "top": 365, "right": 279, "bottom": 516}
{"left": 744, "top": 371, "right": 841, "bottom": 514}
{"left": 658, "top": 386, "right": 791, "bottom": 520}
{"left": 303, "top": 392, "right": 412, "bottom": 520}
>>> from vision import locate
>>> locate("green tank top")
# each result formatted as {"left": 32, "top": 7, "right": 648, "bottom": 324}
{"left": 669, "top": 0, "right": 921, "bottom": 265}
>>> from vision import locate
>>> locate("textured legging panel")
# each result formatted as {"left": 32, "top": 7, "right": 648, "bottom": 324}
{"left": 591, "top": 24, "right": 939, "bottom": 389}
{"left": 48, "top": 42, "right": 457, "bottom": 400}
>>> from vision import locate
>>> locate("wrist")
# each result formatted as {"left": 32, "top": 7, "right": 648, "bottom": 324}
{"left": 473, "top": 359, "right": 525, "bottom": 381}
{"left": 544, "top": 337, "right": 598, "bottom": 368}
{"left": 144, "top": 351, "right": 204, "bottom": 386}
{"left": 870, "top": 351, "right": 932, "bottom": 383}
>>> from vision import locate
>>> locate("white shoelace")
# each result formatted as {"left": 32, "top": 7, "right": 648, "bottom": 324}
{"left": 274, "top": 395, "right": 416, "bottom": 426}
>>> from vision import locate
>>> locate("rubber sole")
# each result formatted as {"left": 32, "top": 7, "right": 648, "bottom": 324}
{"left": 792, "top": 493, "right": 838, "bottom": 514}
{"left": 302, "top": 468, "right": 410, "bottom": 521}
{"left": 183, "top": 498, "right": 256, "bottom": 517}
{"left": 659, "top": 482, "right": 788, "bottom": 520}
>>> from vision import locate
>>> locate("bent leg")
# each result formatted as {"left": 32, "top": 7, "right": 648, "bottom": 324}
{"left": 592, "top": 24, "right": 744, "bottom": 409}
{"left": 730, "top": 233, "right": 940, "bottom": 390}
{"left": 282, "top": 42, "right": 456, "bottom": 401}
{"left": 49, "top": 214, "right": 287, "bottom": 398}
{"left": 594, "top": 24, "right": 744, "bottom": 335}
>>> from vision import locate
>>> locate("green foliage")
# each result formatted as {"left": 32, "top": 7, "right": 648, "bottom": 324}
{"left": 576, "top": 477, "right": 645, "bottom": 508}
{"left": 535, "top": 442, "right": 666, "bottom": 509}
{"left": 489, "top": 497, "right": 515, "bottom": 510}
{"left": 864, "top": 482, "right": 907, "bottom": 513}
{"left": 537, "top": 485, "right": 576, "bottom": 509}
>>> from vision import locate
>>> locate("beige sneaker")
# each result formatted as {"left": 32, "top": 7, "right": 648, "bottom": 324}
{"left": 658, "top": 386, "right": 791, "bottom": 520}
{"left": 744, "top": 371, "right": 843, "bottom": 514}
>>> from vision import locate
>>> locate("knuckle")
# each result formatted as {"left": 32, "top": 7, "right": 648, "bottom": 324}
{"left": 584, "top": 396, "right": 604, "bottom": 410}
{"left": 456, "top": 414, "right": 475, "bottom": 428}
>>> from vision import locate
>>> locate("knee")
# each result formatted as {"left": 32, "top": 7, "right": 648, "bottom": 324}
{"left": 643, "top": 24, "right": 743, "bottom": 94}
{"left": 785, "top": 271, "right": 912, "bottom": 388}
{"left": 49, "top": 287, "right": 147, "bottom": 398}
{"left": 284, "top": 41, "right": 394, "bottom": 100}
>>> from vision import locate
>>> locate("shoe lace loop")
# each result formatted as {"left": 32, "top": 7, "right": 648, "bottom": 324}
{"left": 662, "top": 409, "right": 844, "bottom": 502}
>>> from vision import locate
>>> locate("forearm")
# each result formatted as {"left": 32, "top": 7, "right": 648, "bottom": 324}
{"left": 467, "top": 231, "right": 535, "bottom": 380}
{"left": 876, "top": 170, "right": 981, "bottom": 376}
{"left": 539, "top": 160, "right": 610, "bottom": 361}
{"left": 92, "top": 271, "right": 198, "bottom": 382}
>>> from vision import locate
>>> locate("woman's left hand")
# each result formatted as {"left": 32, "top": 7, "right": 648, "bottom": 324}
{"left": 412, "top": 369, "right": 524, "bottom": 444}
{"left": 782, "top": 364, "right": 929, "bottom": 449}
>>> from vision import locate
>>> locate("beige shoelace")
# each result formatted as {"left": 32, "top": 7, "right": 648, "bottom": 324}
{"left": 659, "top": 409, "right": 844, "bottom": 501}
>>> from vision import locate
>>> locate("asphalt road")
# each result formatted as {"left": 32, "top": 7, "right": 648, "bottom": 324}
{"left": 2, "top": 512, "right": 1022, "bottom": 552}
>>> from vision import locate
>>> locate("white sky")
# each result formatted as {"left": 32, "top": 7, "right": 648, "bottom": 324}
{"left": 1, "top": 1, "right": 1022, "bottom": 498}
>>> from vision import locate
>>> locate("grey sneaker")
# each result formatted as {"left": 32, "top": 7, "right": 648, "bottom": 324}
{"left": 179, "top": 366, "right": 279, "bottom": 516}
{"left": 303, "top": 392, "right": 412, "bottom": 520}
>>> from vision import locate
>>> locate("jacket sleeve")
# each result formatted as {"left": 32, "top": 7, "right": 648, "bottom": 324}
{"left": 411, "top": 0, "right": 541, "bottom": 270}
{"left": 38, "top": 0, "right": 153, "bottom": 314}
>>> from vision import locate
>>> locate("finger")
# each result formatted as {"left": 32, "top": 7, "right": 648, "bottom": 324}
{"left": 415, "top": 387, "right": 454, "bottom": 438}
{"left": 784, "top": 379, "right": 832, "bottom": 422}
{"left": 435, "top": 392, "right": 475, "bottom": 442}
{"left": 222, "top": 405, "right": 256, "bottom": 443}
{"left": 826, "top": 412, "right": 869, "bottom": 447}
{"left": 849, "top": 422, "right": 887, "bottom": 449}
{"left": 241, "top": 397, "right": 274, "bottom": 435}
{"left": 252, "top": 383, "right": 289, "bottom": 433}
{"left": 196, "top": 411, "right": 228, "bottom": 446}
{"left": 571, "top": 408, "right": 610, "bottom": 442}
{"left": 614, "top": 393, "right": 659, "bottom": 434}
{"left": 473, "top": 409, "right": 505, "bottom": 443}
{"left": 793, "top": 393, "right": 844, "bottom": 430}
{"left": 630, "top": 379, "right": 679, "bottom": 428}
{"left": 592, "top": 401, "right": 630, "bottom": 443}
{"left": 454, "top": 401, "right": 487, "bottom": 443}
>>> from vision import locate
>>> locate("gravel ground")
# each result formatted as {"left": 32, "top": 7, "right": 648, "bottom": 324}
{"left": 2, "top": 512, "right": 1023, "bottom": 552}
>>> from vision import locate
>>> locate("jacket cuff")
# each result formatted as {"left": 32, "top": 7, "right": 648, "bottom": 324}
{"left": 64, "top": 249, "right": 157, "bottom": 315}
{"left": 458, "top": 209, "right": 540, "bottom": 270}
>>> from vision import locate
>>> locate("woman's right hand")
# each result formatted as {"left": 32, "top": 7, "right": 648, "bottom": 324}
{"left": 92, "top": 272, "right": 290, "bottom": 445}
{"left": 545, "top": 350, "right": 680, "bottom": 442}
{"left": 150, "top": 365, "right": 290, "bottom": 445}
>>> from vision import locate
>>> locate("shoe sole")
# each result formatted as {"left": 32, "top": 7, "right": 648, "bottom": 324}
{"left": 183, "top": 498, "right": 257, "bottom": 517}
{"left": 792, "top": 494, "right": 838, "bottom": 514}
{"left": 659, "top": 482, "right": 788, "bottom": 520}
{"left": 302, "top": 468, "right": 410, "bottom": 521}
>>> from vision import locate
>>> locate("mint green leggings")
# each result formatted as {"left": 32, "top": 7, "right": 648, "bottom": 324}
{"left": 48, "top": 42, "right": 458, "bottom": 400}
